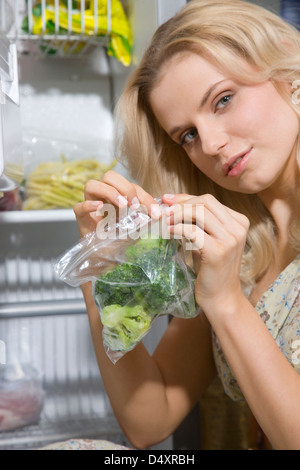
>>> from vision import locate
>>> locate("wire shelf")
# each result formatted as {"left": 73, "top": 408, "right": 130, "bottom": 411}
{"left": 0, "top": 409, "right": 127, "bottom": 449}
{"left": 0, "top": 310, "right": 126, "bottom": 449}
{"left": 1, "top": 0, "right": 113, "bottom": 57}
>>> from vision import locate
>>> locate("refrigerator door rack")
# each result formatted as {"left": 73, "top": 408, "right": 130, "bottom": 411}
{"left": 1, "top": 0, "right": 115, "bottom": 58}
{"left": 0, "top": 30, "right": 23, "bottom": 193}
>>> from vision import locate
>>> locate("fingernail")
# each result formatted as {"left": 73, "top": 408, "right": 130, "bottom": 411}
{"left": 117, "top": 195, "right": 128, "bottom": 208}
{"left": 163, "top": 193, "right": 175, "bottom": 200}
{"left": 151, "top": 204, "right": 162, "bottom": 219}
{"left": 92, "top": 201, "right": 103, "bottom": 208}
{"left": 130, "top": 196, "right": 140, "bottom": 210}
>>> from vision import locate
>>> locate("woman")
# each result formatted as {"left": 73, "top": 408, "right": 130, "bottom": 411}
{"left": 74, "top": 0, "right": 300, "bottom": 449}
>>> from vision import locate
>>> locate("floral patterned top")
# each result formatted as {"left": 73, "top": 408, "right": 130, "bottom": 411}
{"left": 212, "top": 254, "right": 300, "bottom": 401}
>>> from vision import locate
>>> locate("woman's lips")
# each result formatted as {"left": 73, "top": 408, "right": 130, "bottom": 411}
{"left": 223, "top": 149, "right": 252, "bottom": 177}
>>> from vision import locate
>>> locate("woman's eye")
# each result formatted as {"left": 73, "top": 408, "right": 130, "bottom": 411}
{"left": 215, "top": 94, "right": 232, "bottom": 110}
{"left": 180, "top": 128, "right": 198, "bottom": 146}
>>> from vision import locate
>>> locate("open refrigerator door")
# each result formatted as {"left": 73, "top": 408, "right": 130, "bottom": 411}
{"left": 0, "top": 30, "right": 23, "bottom": 194}
{"left": 0, "top": 0, "right": 187, "bottom": 450}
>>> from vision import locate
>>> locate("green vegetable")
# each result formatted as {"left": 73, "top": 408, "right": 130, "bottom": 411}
{"left": 135, "top": 261, "right": 190, "bottom": 315}
{"left": 94, "top": 237, "right": 197, "bottom": 352}
{"left": 101, "top": 304, "right": 152, "bottom": 352}
{"left": 95, "top": 262, "right": 150, "bottom": 308}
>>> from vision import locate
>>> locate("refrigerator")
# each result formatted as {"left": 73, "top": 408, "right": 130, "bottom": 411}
{"left": 0, "top": 0, "right": 187, "bottom": 450}
{"left": 0, "top": 0, "right": 282, "bottom": 451}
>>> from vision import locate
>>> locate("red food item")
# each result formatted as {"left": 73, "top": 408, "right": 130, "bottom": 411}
{"left": 0, "top": 365, "right": 44, "bottom": 432}
{"left": 0, "top": 189, "right": 22, "bottom": 211}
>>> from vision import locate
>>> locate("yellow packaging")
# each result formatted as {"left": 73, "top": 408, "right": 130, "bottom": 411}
{"left": 23, "top": 0, "right": 133, "bottom": 65}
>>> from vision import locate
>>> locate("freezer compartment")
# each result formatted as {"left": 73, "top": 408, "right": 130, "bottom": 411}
{"left": 0, "top": 212, "right": 128, "bottom": 449}
{"left": 2, "top": 0, "right": 132, "bottom": 64}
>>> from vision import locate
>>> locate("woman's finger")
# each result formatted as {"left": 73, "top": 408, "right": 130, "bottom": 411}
{"left": 223, "top": 205, "right": 250, "bottom": 230}
{"left": 164, "top": 193, "right": 230, "bottom": 225}
{"left": 165, "top": 193, "right": 249, "bottom": 238}
{"left": 73, "top": 200, "right": 105, "bottom": 237}
{"left": 168, "top": 223, "right": 205, "bottom": 251}
{"left": 164, "top": 201, "right": 236, "bottom": 240}
{"left": 133, "top": 184, "right": 162, "bottom": 219}
{"left": 73, "top": 200, "right": 104, "bottom": 218}
{"left": 162, "top": 193, "right": 193, "bottom": 206}
{"left": 84, "top": 179, "right": 129, "bottom": 209}
{"left": 101, "top": 170, "right": 138, "bottom": 206}
{"left": 85, "top": 172, "right": 162, "bottom": 219}
{"left": 165, "top": 203, "right": 230, "bottom": 240}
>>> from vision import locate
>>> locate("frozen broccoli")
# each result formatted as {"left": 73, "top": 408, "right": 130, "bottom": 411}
{"left": 125, "top": 237, "right": 176, "bottom": 278}
{"left": 101, "top": 304, "right": 152, "bottom": 352}
{"left": 127, "top": 237, "right": 196, "bottom": 315}
{"left": 135, "top": 261, "right": 190, "bottom": 315}
{"left": 95, "top": 237, "right": 195, "bottom": 314}
{"left": 94, "top": 262, "right": 149, "bottom": 308}
{"left": 94, "top": 237, "right": 196, "bottom": 352}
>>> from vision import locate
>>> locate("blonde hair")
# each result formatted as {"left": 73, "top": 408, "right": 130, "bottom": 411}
{"left": 114, "top": 0, "right": 300, "bottom": 286}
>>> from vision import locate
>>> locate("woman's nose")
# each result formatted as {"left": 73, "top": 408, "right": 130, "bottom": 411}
{"left": 198, "top": 121, "right": 228, "bottom": 156}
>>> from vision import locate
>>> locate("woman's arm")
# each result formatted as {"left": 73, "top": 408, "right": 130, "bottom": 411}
{"left": 81, "top": 283, "right": 216, "bottom": 449}
{"left": 166, "top": 193, "right": 300, "bottom": 450}
{"left": 74, "top": 173, "right": 216, "bottom": 449}
{"left": 206, "top": 294, "right": 300, "bottom": 450}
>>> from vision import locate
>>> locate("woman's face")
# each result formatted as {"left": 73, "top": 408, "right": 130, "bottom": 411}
{"left": 149, "top": 53, "right": 300, "bottom": 195}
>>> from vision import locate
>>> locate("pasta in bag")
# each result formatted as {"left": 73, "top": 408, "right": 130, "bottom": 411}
{"left": 55, "top": 204, "right": 198, "bottom": 363}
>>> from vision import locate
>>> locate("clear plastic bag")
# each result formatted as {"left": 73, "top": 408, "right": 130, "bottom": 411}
{"left": 0, "top": 363, "right": 44, "bottom": 432}
{"left": 55, "top": 203, "right": 198, "bottom": 363}
{"left": 21, "top": 131, "right": 116, "bottom": 210}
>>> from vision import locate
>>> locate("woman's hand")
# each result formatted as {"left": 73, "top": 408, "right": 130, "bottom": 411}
{"left": 74, "top": 170, "right": 162, "bottom": 238}
{"left": 162, "top": 193, "right": 250, "bottom": 315}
